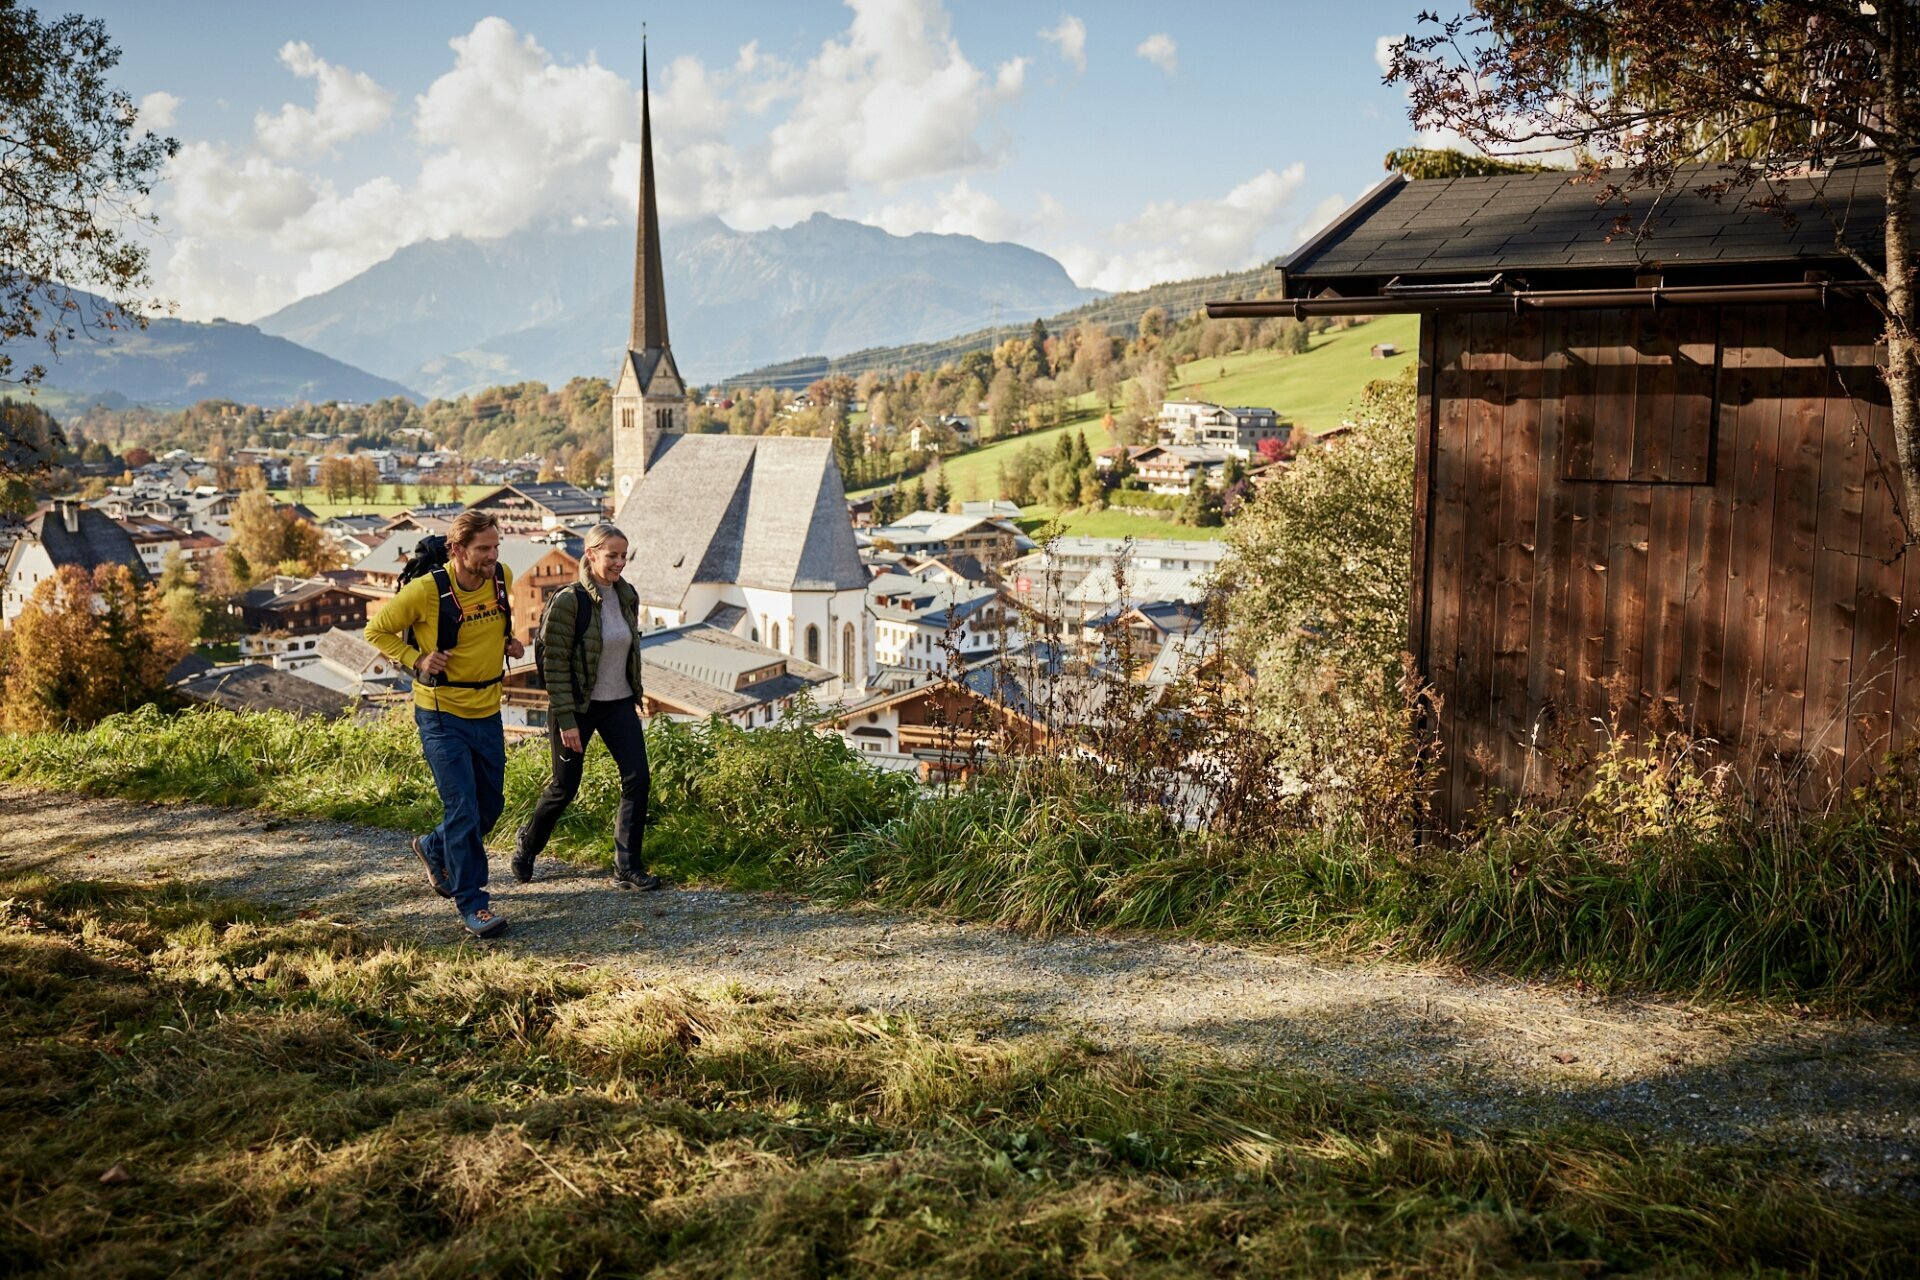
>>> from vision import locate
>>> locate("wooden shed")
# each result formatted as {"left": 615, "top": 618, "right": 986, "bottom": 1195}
{"left": 1211, "top": 155, "right": 1919, "bottom": 830}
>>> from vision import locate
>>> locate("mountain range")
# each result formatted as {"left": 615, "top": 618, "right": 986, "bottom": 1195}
{"left": 9, "top": 292, "right": 417, "bottom": 409}
{"left": 254, "top": 214, "right": 1102, "bottom": 398}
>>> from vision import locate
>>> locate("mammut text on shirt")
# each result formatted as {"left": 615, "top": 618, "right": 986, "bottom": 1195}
{"left": 363, "top": 566, "right": 516, "bottom": 719}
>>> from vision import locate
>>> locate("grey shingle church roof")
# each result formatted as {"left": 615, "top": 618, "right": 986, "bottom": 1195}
{"left": 1285, "top": 154, "right": 1917, "bottom": 288}
{"left": 614, "top": 435, "right": 869, "bottom": 607}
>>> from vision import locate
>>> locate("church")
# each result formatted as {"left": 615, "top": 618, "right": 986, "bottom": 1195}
{"left": 610, "top": 49, "right": 873, "bottom": 700}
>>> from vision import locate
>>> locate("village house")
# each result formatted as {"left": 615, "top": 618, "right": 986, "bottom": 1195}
{"left": 863, "top": 510, "right": 1033, "bottom": 571}
{"left": 818, "top": 657, "right": 1053, "bottom": 779}
{"left": 1209, "top": 153, "right": 1920, "bottom": 829}
{"left": 2, "top": 501, "right": 148, "bottom": 627}
{"left": 235, "top": 575, "right": 377, "bottom": 667}
{"left": 463, "top": 481, "right": 607, "bottom": 535}
{"left": 1127, "top": 443, "right": 1232, "bottom": 495}
{"left": 1157, "top": 400, "right": 1291, "bottom": 457}
{"left": 112, "top": 517, "right": 222, "bottom": 579}
{"left": 636, "top": 622, "right": 836, "bottom": 728}
{"left": 867, "top": 572, "right": 1017, "bottom": 675}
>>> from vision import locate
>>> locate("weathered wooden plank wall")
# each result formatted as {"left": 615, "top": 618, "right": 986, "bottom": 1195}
{"left": 1413, "top": 300, "right": 1911, "bottom": 829}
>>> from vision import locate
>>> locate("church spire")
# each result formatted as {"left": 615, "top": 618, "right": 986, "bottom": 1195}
{"left": 629, "top": 40, "right": 670, "bottom": 354}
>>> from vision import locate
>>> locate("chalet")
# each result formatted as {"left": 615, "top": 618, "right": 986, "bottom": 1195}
{"left": 1129, "top": 444, "right": 1230, "bottom": 495}
{"left": 865, "top": 511, "right": 1033, "bottom": 570}
{"left": 867, "top": 572, "right": 1017, "bottom": 674}
{"left": 287, "top": 627, "right": 413, "bottom": 699}
{"left": 819, "top": 653, "right": 1055, "bottom": 779}
{"left": 1210, "top": 153, "right": 1920, "bottom": 828}
{"left": 1083, "top": 599, "right": 1207, "bottom": 671}
{"left": 464, "top": 481, "right": 607, "bottom": 534}
{"left": 114, "top": 517, "right": 220, "bottom": 578}
{"left": 2, "top": 501, "right": 148, "bottom": 627}
{"left": 1157, "top": 400, "right": 1291, "bottom": 457}
{"left": 236, "top": 576, "right": 376, "bottom": 659}
{"left": 636, "top": 622, "right": 836, "bottom": 727}
{"left": 497, "top": 535, "right": 583, "bottom": 646}
{"left": 1002, "top": 536, "right": 1229, "bottom": 608}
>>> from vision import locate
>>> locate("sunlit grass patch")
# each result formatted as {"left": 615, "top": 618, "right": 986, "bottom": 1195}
{"left": 4, "top": 870, "right": 1914, "bottom": 1276}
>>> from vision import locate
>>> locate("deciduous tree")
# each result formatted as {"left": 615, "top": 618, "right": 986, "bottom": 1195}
{"left": 1, "top": 2, "right": 176, "bottom": 390}
{"left": 1, "top": 563, "right": 185, "bottom": 729}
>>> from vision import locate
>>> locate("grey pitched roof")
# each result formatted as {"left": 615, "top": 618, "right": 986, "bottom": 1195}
{"left": 614, "top": 435, "right": 869, "bottom": 606}
{"left": 174, "top": 663, "right": 354, "bottom": 718}
{"left": 20, "top": 504, "right": 147, "bottom": 579}
{"left": 1286, "top": 155, "right": 1918, "bottom": 287}
{"left": 637, "top": 622, "right": 834, "bottom": 715}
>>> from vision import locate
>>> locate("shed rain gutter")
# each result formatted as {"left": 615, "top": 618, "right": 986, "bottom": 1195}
{"left": 1205, "top": 281, "right": 1867, "bottom": 320}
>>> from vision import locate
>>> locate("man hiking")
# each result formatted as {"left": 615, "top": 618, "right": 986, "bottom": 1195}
{"left": 365, "top": 509, "right": 525, "bottom": 937}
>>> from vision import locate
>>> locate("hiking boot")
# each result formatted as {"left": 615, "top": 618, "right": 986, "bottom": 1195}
{"left": 410, "top": 835, "right": 452, "bottom": 899}
{"left": 510, "top": 825, "right": 536, "bottom": 884}
{"left": 462, "top": 906, "right": 508, "bottom": 938}
{"left": 612, "top": 869, "right": 664, "bottom": 892}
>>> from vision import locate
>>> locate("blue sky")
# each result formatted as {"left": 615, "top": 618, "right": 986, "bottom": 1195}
{"left": 64, "top": 1, "right": 1436, "bottom": 323}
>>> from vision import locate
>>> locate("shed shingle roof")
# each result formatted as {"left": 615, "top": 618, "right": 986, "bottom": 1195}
{"left": 1286, "top": 155, "right": 1917, "bottom": 287}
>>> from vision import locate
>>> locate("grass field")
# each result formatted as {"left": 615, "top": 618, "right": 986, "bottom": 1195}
{"left": 5, "top": 868, "right": 1913, "bottom": 1276}
{"left": 268, "top": 485, "right": 425, "bottom": 518}
{"left": 1017, "top": 503, "right": 1230, "bottom": 541}
{"left": 854, "top": 315, "right": 1419, "bottom": 535}
{"left": 1171, "top": 314, "right": 1420, "bottom": 434}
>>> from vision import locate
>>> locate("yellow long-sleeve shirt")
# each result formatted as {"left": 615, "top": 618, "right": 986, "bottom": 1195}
{"left": 364, "top": 566, "right": 515, "bottom": 718}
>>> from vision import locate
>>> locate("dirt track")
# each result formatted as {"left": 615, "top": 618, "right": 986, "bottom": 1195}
{"left": 4, "top": 783, "right": 1916, "bottom": 1196}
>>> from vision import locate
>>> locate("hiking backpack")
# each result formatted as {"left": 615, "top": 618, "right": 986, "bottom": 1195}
{"left": 397, "top": 534, "right": 513, "bottom": 688}
{"left": 533, "top": 582, "right": 593, "bottom": 706}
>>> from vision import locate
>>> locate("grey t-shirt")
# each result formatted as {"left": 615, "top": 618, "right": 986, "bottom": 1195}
{"left": 590, "top": 588, "right": 634, "bottom": 702}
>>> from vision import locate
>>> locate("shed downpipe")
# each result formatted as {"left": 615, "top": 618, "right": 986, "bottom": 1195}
{"left": 1204, "top": 281, "right": 1860, "bottom": 320}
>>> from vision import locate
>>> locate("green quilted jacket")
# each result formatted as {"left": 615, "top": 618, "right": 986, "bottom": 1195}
{"left": 539, "top": 563, "right": 645, "bottom": 730}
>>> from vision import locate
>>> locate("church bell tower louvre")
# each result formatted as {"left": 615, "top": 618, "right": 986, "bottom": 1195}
{"left": 610, "top": 41, "right": 688, "bottom": 510}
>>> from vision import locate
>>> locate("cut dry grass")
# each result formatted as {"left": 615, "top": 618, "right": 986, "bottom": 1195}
{"left": 4, "top": 869, "right": 1915, "bottom": 1276}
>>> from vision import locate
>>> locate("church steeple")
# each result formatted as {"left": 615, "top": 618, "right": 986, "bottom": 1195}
{"left": 610, "top": 34, "right": 689, "bottom": 508}
{"left": 630, "top": 42, "right": 670, "bottom": 355}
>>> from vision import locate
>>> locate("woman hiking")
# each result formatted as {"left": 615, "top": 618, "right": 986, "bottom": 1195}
{"left": 513, "top": 521, "right": 662, "bottom": 891}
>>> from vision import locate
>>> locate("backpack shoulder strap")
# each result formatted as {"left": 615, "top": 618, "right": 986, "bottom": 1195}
{"left": 429, "top": 564, "right": 461, "bottom": 654}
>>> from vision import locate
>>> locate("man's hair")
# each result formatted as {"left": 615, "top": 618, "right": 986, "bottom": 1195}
{"left": 447, "top": 509, "right": 498, "bottom": 546}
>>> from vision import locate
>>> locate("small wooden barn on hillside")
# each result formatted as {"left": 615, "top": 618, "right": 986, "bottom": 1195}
{"left": 1211, "top": 154, "right": 1919, "bottom": 830}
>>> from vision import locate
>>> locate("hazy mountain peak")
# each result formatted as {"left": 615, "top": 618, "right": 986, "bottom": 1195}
{"left": 256, "top": 217, "right": 1100, "bottom": 397}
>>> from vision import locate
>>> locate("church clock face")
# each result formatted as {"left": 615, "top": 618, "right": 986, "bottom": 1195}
{"left": 619, "top": 474, "right": 635, "bottom": 497}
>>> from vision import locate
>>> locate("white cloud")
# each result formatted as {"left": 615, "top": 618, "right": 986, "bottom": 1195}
{"left": 138, "top": 91, "right": 180, "bottom": 130}
{"left": 869, "top": 179, "right": 1025, "bottom": 242}
{"left": 764, "top": 0, "right": 1026, "bottom": 197}
{"left": 1039, "top": 15, "right": 1087, "bottom": 73}
{"left": 1056, "top": 165, "right": 1306, "bottom": 291}
{"left": 254, "top": 42, "right": 395, "bottom": 158}
{"left": 164, "top": 141, "right": 317, "bottom": 236}
{"left": 1136, "top": 33, "right": 1177, "bottom": 75}
{"left": 148, "top": 7, "right": 1041, "bottom": 320}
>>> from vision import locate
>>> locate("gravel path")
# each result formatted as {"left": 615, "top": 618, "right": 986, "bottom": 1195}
{"left": 5, "top": 784, "right": 1916, "bottom": 1196}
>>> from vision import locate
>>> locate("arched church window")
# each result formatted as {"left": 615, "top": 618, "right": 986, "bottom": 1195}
{"left": 771, "top": 622, "right": 782, "bottom": 652}
{"left": 805, "top": 624, "right": 820, "bottom": 664}
{"left": 621, "top": 408, "right": 635, "bottom": 431}
{"left": 842, "top": 623, "right": 855, "bottom": 685}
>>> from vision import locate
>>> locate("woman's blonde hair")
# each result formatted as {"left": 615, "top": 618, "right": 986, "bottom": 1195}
{"left": 581, "top": 521, "right": 628, "bottom": 555}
